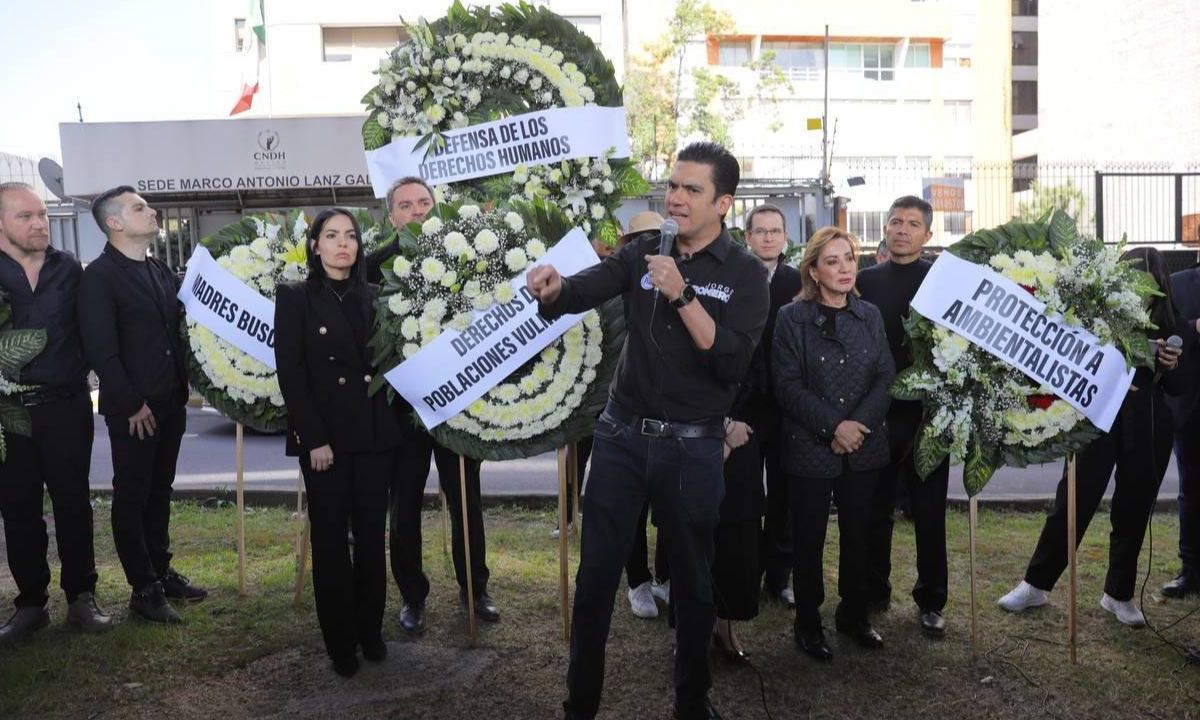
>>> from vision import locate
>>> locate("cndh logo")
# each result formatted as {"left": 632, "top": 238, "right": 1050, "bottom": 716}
{"left": 255, "top": 130, "right": 285, "bottom": 160}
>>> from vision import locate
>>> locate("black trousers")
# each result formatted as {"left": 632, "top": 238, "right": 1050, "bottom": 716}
{"left": 866, "top": 404, "right": 950, "bottom": 612}
{"left": 303, "top": 448, "right": 392, "bottom": 661}
{"left": 565, "top": 408, "right": 724, "bottom": 720}
{"left": 0, "top": 392, "right": 96, "bottom": 607}
{"left": 759, "top": 432, "right": 792, "bottom": 592}
{"left": 574, "top": 434, "right": 669, "bottom": 590}
{"left": 106, "top": 405, "right": 186, "bottom": 591}
{"left": 1025, "top": 401, "right": 1173, "bottom": 601}
{"left": 791, "top": 468, "right": 877, "bottom": 631}
{"left": 1173, "top": 410, "right": 1200, "bottom": 575}
{"left": 389, "top": 424, "right": 488, "bottom": 604}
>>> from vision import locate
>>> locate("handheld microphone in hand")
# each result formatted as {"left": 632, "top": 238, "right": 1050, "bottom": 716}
{"left": 1153, "top": 334, "right": 1183, "bottom": 382}
{"left": 659, "top": 218, "right": 679, "bottom": 257}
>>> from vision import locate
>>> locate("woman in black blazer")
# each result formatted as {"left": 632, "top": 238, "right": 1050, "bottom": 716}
{"left": 773, "top": 227, "right": 895, "bottom": 661}
{"left": 274, "top": 208, "right": 402, "bottom": 677}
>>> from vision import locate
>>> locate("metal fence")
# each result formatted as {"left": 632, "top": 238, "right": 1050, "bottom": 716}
{"left": 820, "top": 159, "right": 1200, "bottom": 250}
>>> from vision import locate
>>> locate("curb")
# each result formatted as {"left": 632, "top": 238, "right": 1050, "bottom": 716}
{"left": 88, "top": 488, "right": 1181, "bottom": 514}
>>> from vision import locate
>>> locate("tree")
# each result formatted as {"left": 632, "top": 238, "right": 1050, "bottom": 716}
{"left": 623, "top": 0, "right": 790, "bottom": 180}
{"left": 1017, "top": 179, "right": 1090, "bottom": 223}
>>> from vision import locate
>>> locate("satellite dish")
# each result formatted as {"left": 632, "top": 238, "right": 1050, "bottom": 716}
{"left": 37, "top": 157, "right": 68, "bottom": 201}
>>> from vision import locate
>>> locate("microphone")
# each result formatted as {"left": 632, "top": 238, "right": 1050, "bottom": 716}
{"left": 659, "top": 218, "right": 679, "bottom": 257}
{"left": 1153, "top": 334, "right": 1183, "bottom": 382}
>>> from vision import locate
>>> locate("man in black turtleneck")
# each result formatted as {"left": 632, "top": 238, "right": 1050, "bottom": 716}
{"left": 855, "top": 195, "right": 950, "bottom": 638}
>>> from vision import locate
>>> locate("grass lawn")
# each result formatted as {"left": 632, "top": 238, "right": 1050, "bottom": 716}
{"left": 0, "top": 500, "right": 1197, "bottom": 719}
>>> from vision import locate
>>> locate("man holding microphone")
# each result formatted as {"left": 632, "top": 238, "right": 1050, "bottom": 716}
{"left": 528, "top": 142, "right": 768, "bottom": 720}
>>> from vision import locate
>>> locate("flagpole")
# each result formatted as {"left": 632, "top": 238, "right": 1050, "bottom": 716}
{"left": 263, "top": 0, "right": 273, "bottom": 117}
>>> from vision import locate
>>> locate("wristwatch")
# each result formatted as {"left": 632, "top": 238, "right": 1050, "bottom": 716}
{"left": 671, "top": 284, "right": 696, "bottom": 309}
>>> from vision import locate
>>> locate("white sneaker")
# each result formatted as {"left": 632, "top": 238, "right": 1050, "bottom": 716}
{"left": 550, "top": 524, "right": 574, "bottom": 539}
{"left": 651, "top": 579, "right": 670, "bottom": 604}
{"left": 628, "top": 581, "right": 658, "bottom": 619}
{"left": 997, "top": 581, "right": 1048, "bottom": 613}
{"left": 1100, "top": 593, "right": 1146, "bottom": 628}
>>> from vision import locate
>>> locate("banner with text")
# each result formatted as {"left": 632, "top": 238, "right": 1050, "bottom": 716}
{"left": 364, "top": 106, "right": 631, "bottom": 197}
{"left": 911, "top": 252, "right": 1133, "bottom": 432}
{"left": 178, "top": 246, "right": 277, "bottom": 369}
{"left": 385, "top": 229, "right": 599, "bottom": 429}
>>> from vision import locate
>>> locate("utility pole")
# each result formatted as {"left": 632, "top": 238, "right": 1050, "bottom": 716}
{"left": 821, "top": 24, "right": 830, "bottom": 204}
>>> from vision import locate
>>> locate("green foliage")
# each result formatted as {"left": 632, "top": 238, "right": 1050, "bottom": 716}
{"left": 0, "top": 328, "right": 46, "bottom": 380}
{"left": 914, "top": 429, "right": 950, "bottom": 481}
{"left": 962, "top": 441, "right": 996, "bottom": 498}
{"left": 1017, "top": 179, "right": 1090, "bottom": 223}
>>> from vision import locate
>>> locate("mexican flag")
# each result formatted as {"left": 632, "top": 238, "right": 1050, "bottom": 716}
{"left": 229, "top": 0, "right": 266, "bottom": 116}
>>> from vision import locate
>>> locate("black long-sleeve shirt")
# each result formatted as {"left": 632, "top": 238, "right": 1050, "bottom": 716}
{"left": 539, "top": 226, "right": 769, "bottom": 423}
{"left": 78, "top": 243, "right": 187, "bottom": 418}
{"left": 0, "top": 246, "right": 88, "bottom": 393}
{"left": 854, "top": 258, "right": 932, "bottom": 377}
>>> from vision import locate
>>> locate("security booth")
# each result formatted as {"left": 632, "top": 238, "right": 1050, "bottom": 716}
{"left": 59, "top": 115, "right": 379, "bottom": 269}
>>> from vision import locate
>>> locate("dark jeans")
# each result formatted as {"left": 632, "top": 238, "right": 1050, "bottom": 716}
{"left": 866, "top": 404, "right": 950, "bottom": 613}
{"left": 0, "top": 392, "right": 96, "bottom": 607}
{"left": 625, "top": 500, "right": 671, "bottom": 589}
{"left": 565, "top": 407, "right": 725, "bottom": 720}
{"left": 106, "top": 405, "right": 186, "bottom": 591}
{"left": 791, "top": 468, "right": 876, "bottom": 631}
{"left": 759, "top": 433, "right": 791, "bottom": 592}
{"left": 1026, "top": 404, "right": 1173, "bottom": 601}
{"left": 389, "top": 423, "right": 488, "bottom": 604}
{"left": 1173, "top": 411, "right": 1200, "bottom": 574}
{"left": 303, "top": 449, "right": 392, "bottom": 661}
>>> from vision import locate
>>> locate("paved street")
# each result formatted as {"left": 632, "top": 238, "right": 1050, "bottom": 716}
{"left": 86, "top": 406, "right": 1183, "bottom": 504}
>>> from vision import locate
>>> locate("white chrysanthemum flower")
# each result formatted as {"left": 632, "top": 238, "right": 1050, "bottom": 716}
{"left": 423, "top": 298, "right": 448, "bottom": 320}
{"left": 495, "top": 284, "right": 517, "bottom": 304}
{"left": 463, "top": 280, "right": 481, "bottom": 298}
{"left": 504, "top": 212, "right": 525, "bottom": 232}
{"left": 444, "top": 231, "right": 470, "bottom": 256}
{"left": 505, "top": 248, "right": 528, "bottom": 272}
{"left": 392, "top": 257, "right": 413, "bottom": 277}
{"left": 387, "top": 293, "right": 408, "bottom": 315}
{"left": 446, "top": 57, "right": 461, "bottom": 73}
{"left": 590, "top": 204, "right": 606, "bottom": 220}
{"left": 514, "top": 68, "right": 529, "bottom": 84}
{"left": 526, "top": 239, "right": 547, "bottom": 259}
{"left": 474, "top": 229, "right": 501, "bottom": 254}
{"left": 400, "top": 317, "right": 420, "bottom": 340}
{"left": 421, "top": 217, "right": 444, "bottom": 235}
{"left": 458, "top": 205, "right": 481, "bottom": 219}
{"left": 403, "top": 342, "right": 421, "bottom": 359}
{"left": 440, "top": 270, "right": 458, "bottom": 288}
{"left": 420, "top": 257, "right": 447, "bottom": 282}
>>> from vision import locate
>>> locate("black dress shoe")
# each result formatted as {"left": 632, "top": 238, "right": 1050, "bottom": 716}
{"left": 0, "top": 606, "right": 50, "bottom": 644}
{"left": 461, "top": 591, "right": 501, "bottom": 622}
{"left": 129, "top": 583, "right": 182, "bottom": 624}
{"left": 711, "top": 630, "right": 750, "bottom": 663}
{"left": 361, "top": 637, "right": 387, "bottom": 662}
{"left": 399, "top": 602, "right": 426, "bottom": 634}
{"left": 160, "top": 570, "right": 208, "bottom": 602}
{"left": 332, "top": 654, "right": 360, "bottom": 678}
{"left": 1162, "top": 573, "right": 1200, "bottom": 599}
{"left": 919, "top": 609, "right": 947, "bottom": 637}
{"left": 672, "top": 697, "right": 723, "bottom": 719}
{"left": 835, "top": 616, "right": 884, "bottom": 649}
{"left": 795, "top": 627, "right": 833, "bottom": 661}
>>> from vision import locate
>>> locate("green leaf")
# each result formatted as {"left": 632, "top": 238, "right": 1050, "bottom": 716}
{"left": 0, "top": 400, "right": 32, "bottom": 437}
{"left": 362, "top": 114, "right": 389, "bottom": 151}
{"left": 889, "top": 367, "right": 924, "bottom": 401}
{"left": 914, "top": 430, "right": 949, "bottom": 481}
{"left": 1047, "top": 209, "right": 1079, "bottom": 247}
{"left": 0, "top": 328, "right": 46, "bottom": 379}
{"left": 962, "top": 441, "right": 996, "bottom": 497}
{"left": 613, "top": 163, "right": 651, "bottom": 196}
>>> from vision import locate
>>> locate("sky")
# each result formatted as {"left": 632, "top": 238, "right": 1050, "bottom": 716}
{"left": 0, "top": 0, "right": 240, "bottom": 160}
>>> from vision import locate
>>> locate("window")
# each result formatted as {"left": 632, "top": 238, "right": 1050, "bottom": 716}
{"left": 1012, "top": 31, "right": 1038, "bottom": 66}
{"left": 943, "top": 211, "right": 972, "bottom": 234}
{"left": 760, "top": 40, "right": 821, "bottom": 79}
{"left": 905, "top": 42, "right": 931, "bottom": 68}
{"left": 718, "top": 40, "right": 752, "bottom": 67}
{"left": 849, "top": 211, "right": 886, "bottom": 243}
{"left": 564, "top": 16, "right": 601, "bottom": 45}
{"left": 1013, "top": 80, "right": 1038, "bottom": 114}
{"left": 321, "top": 26, "right": 404, "bottom": 63}
{"left": 830, "top": 42, "right": 896, "bottom": 81}
{"left": 234, "top": 18, "right": 246, "bottom": 52}
{"left": 946, "top": 100, "right": 973, "bottom": 125}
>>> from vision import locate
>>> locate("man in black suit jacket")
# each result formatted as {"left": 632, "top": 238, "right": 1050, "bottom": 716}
{"left": 79, "top": 186, "right": 207, "bottom": 624}
{"left": 366, "top": 177, "right": 499, "bottom": 633}
{"left": 1166, "top": 260, "right": 1200, "bottom": 597}
{"left": 741, "top": 204, "right": 804, "bottom": 607}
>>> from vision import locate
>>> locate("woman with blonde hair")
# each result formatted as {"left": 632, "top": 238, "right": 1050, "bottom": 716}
{"left": 772, "top": 227, "right": 895, "bottom": 660}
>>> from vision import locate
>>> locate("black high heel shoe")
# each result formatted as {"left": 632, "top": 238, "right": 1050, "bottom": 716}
{"left": 711, "top": 626, "right": 750, "bottom": 663}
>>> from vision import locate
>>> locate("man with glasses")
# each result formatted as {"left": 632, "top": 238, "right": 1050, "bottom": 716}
{"left": 741, "top": 205, "right": 803, "bottom": 608}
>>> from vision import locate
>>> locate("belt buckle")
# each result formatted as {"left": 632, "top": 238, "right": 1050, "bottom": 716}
{"left": 640, "top": 418, "right": 669, "bottom": 437}
{"left": 19, "top": 392, "right": 40, "bottom": 407}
